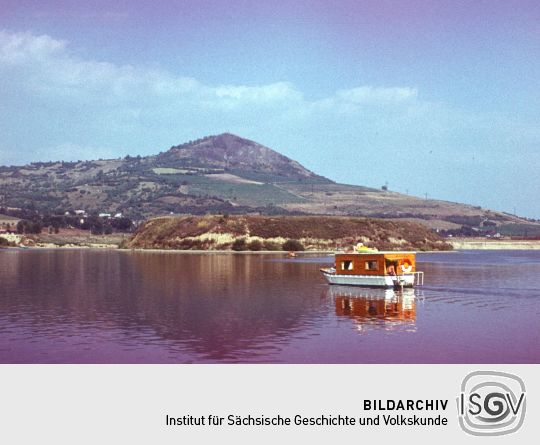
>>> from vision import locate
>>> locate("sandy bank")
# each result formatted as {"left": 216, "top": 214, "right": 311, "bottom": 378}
{"left": 119, "top": 248, "right": 332, "bottom": 254}
{"left": 450, "top": 238, "right": 540, "bottom": 250}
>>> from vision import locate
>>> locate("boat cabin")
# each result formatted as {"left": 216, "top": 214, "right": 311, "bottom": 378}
{"left": 334, "top": 252, "right": 416, "bottom": 276}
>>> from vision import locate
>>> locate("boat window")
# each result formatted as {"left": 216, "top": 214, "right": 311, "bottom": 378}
{"left": 365, "top": 260, "right": 379, "bottom": 271}
{"left": 341, "top": 260, "right": 354, "bottom": 271}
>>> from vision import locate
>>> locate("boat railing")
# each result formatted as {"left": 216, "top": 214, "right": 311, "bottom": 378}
{"left": 413, "top": 271, "right": 424, "bottom": 286}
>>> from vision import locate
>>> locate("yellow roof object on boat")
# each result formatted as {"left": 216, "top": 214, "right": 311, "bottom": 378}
{"left": 354, "top": 243, "right": 378, "bottom": 252}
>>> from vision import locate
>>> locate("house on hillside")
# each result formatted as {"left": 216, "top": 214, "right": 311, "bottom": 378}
{"left": 0, "top": 215, "right": 21, "bottom": 233}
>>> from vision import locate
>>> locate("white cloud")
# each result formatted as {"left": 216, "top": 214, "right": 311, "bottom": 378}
{"left": 0, "top": 29, "right": 416, "bottom": 113}
{"left": 214, "top": 82, "right": 302, "bottom": 104}
{"left": 0, "top": 30, "right": 66, "bottom": 65}
{"left": 336, "top": 86, "right": 418, "bottom": 104}
{"left": 0, "top": 30, "right": 304, "bottom": 110}
{"left": 0, "top": 30, "right": 201, "bottom": 103}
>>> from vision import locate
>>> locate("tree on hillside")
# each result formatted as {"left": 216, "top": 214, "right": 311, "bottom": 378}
{"left": 16, "top": 220, "right": 43, "bottom": 234}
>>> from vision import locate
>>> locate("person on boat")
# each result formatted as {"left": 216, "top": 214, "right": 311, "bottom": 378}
{"left": 387, "top": 264, "right": 396, "bottom": 276}
{"left": 400, "top": 261, "right": 413, "bottom": 274}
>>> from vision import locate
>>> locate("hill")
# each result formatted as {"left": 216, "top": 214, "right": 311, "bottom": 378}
{"left": 126, "top": 215, "right": 452, "bottom": 251}
{"left": 0, "top": 133, "right": 537, "bottom": 233}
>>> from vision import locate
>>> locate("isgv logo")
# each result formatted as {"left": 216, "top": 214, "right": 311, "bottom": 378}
{"left": 457, "top": 371, "right": 526, "bottom": 436}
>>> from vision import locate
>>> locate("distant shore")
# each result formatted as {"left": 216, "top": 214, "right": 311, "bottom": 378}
{"left": 4, "top": 230, "right": 540, "bottom": 252}
{"left": 0, "top": 231, "right": 124, "bottom": 249}
{"left": 449, "top": 238, "right": 540, "bottom": 250}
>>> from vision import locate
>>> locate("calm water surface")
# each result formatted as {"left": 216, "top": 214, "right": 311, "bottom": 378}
{"left": 1, "top": 249, "right": 539, "bottom": 363}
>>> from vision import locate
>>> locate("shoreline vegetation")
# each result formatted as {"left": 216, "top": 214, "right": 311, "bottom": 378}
{"left": 123, "top": 215, "right": 452, "bottom": 252}
{"left": 0, "top": 230, "right": 123, "bottom": 249}
{"left": 3, "top": 217, "right": 540, "bottom": 252}
{"left": 448, "top": 238, "right": 540, "bottom": 250}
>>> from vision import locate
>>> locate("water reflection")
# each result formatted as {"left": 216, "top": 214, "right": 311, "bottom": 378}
{"left": 127, "top": 252, "right": 319, "bottom": 361}
{"left": 1, "top": 250, "right": 540, "bottom": 363}
{"left": 0, "top": 250, "right": 325, "bottom": 363}
{"left": 328, "top": 286, "right": 417, "bottom": 332}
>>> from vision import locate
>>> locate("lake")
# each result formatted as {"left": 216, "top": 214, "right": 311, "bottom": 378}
{"left": 0, "top": 249, "right": 539, "bottom": 363}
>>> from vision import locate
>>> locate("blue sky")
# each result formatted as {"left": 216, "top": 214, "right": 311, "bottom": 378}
{"left": 1, "top": 0, "right": 539, "bottom": 217}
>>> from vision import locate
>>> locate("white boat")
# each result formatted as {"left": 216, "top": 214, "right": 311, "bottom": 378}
{"left": 320, "top": 250, "right": 424, "bottom": 288}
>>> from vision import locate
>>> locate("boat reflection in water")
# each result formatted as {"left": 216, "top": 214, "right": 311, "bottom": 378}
{"left": 328, "top": 286, "right": 417, "bottom": 333}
